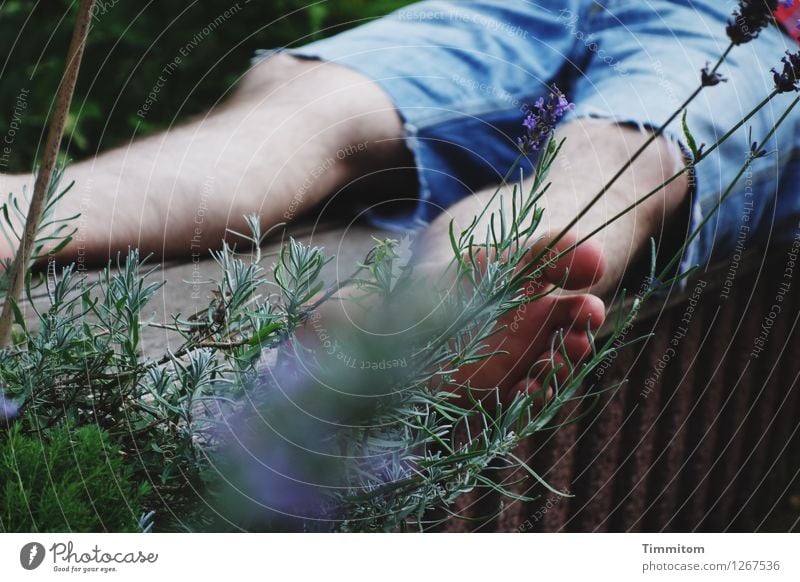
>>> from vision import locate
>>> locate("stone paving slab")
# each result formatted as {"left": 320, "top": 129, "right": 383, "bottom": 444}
{"left": 21, "top": 220, "right": 393, "bottom": 357}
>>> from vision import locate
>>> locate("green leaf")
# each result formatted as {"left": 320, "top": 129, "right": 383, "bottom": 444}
{"left": 681, "top": 109, "right": 699, "bottom": 161}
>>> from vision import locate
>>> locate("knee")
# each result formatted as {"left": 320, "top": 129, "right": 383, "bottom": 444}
{"left": 235, "top": 53, "right": 316, "bottom": 99}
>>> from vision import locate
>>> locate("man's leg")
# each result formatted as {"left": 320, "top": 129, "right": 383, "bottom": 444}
{"left": 0, "top": 54, "right": 408, "bottom": 263}
{"left": 0, "top": 51, "right": 662, "bottom": 403}
{"left": 418, "top": 119, "right": 690, "bottom": 395}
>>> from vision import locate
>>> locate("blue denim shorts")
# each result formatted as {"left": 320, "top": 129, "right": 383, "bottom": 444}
{"left": 259, "top": 0, "right": 800, "bottom": 273}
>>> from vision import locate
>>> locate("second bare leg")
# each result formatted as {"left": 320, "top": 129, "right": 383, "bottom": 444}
{"left": 0, "top": 55, "right": 407, "bottom": 263}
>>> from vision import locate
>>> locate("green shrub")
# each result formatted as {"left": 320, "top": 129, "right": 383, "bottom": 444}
{"left": 0, "top": 423, "right": 150, "bottom": 532}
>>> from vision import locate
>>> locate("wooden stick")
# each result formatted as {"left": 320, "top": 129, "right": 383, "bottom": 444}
{"left": 0, "top": 0, "right": 96, "bottom": 346}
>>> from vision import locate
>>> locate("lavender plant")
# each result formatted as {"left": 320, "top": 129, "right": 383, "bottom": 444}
{"left": 1, "top": 1, "right": 799, "bottom": 532}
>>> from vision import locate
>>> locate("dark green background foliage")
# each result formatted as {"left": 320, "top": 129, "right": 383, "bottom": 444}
{"left": 0, "top": 0, "right": 413, "bottom": 173}
{"left": 0, "top": 424, "right": 149, "bottom": 532}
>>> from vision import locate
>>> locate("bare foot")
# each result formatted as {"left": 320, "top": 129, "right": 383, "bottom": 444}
{"left": 445, "top": 231, "right": 606, "bottom": 402}
{"left": 294, "top": 231, "right": 606, "bottom": 406}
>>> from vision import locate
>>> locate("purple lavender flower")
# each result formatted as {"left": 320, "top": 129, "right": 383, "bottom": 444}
{"left": 213, "top": 334, "right": 415, "bottom": 530}
{"left": 772, "top": 51, "right": 800, "bottom": 93}
{"left": 1, "top": 390, "right": 19, "bottom": 425}
{"left": 701, "top": 62, "right": 727, "bottom": 87}
{"left": 726, "top": 1, "right": 781, "bottom": 45}
{"left": 517, "top": 85, "right": 575, "bottom": 155}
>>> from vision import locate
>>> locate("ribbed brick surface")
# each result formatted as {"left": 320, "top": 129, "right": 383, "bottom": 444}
{"left": 441, "top": 248, "right": 800, "bottom": 532}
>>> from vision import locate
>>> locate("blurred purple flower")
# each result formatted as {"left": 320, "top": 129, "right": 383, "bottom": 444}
{"left": 213, "top": 353, "right": 333, "bottom": 528}
{"left": 213, "top": 334, "right": 416, "bottom": 530}
{"left": 1, "top": 390, "right": 19, "bottom": 425}
{"left": 517, "top": 85, "right": 574, "bottom": 154}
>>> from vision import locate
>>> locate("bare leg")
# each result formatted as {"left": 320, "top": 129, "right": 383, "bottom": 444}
{"left": 0, "top": 54, "right": 407, "bottom": 263}
{"left": 420, "top": 119, "right": 689, "bottom": 296}
{"left": 418, "top": 119, "right": 690, "bottom": 396}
